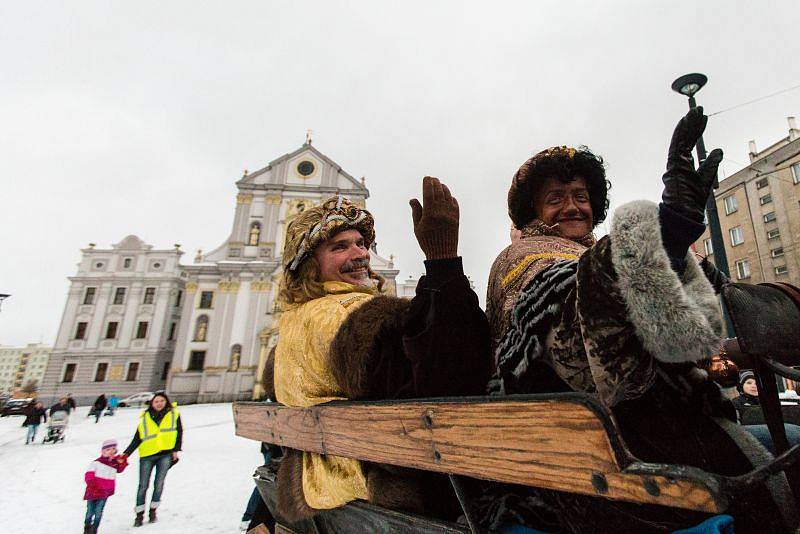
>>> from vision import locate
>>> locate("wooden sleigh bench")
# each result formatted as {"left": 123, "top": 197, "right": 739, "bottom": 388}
{"left": 233, "top": 281, "right": 800, "bottom": 533}
{"left": 234, "top": 393, "right": 800, "bottom": 533}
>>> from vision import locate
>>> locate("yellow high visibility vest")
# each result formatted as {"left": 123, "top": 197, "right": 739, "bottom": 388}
{"left": 137, "top": 404, "right": 180, "bottom": 457}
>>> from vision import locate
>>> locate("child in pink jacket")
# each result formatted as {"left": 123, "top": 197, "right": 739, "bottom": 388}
{"left": 84, "top": 439, "right": 128, "bottom": 533}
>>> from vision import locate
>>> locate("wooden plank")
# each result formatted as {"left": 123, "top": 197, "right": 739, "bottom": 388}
{"left": 234, "top": 397, "right": 724, "bottom": 513}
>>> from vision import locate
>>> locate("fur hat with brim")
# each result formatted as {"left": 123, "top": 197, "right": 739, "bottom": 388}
{"left": 282, "top": 196, "right": 375, "bottom": 272}
{"left": 507, "top": 145, "right": 608, "bottom": 230}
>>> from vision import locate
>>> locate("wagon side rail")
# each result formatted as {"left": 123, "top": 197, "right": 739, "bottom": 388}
{"left": 232, "top": 393, "right": 768, "bottom": 514}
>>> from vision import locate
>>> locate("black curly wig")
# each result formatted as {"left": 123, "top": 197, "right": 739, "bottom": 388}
{"left": 507, "top": 146, "right": 610, "bottom": 230}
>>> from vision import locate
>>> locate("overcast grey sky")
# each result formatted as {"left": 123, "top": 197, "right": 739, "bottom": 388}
{"left": 1, "top": 1, "right": 798, "bottom": 346}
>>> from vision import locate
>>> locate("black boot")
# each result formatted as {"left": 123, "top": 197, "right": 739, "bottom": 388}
{"left": 133, "top": 512, "right": 144, "bottom": 527}
{"left": 148, "top": 508, "right": 157, "bottom": 523}
{"left": 83, "top": 524, "right": 92, "bottom": 534}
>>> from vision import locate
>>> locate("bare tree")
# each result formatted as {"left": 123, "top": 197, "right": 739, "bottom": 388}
{"left": 20, "top": 379, "right": 38, "bottom": 394}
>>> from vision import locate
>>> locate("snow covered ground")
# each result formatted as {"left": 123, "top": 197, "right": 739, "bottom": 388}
{"left": 0, "top": 403, "right": 263, "bottom": 533}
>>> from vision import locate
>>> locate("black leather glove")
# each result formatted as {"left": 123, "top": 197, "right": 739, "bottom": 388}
{"left": 661, "top": 106, "right": 723, "bottom": 223}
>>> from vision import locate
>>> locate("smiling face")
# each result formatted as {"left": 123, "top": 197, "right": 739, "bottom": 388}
{"left": 533, "top": 176, "right": 593, "bottom": 240}
{"left": 151, "top": 395, "right": 167, "bottom": 411}
{"left": 313, "top": 229, "right": 372, "bottom": 287}
{"left": 102, "top": 446, "right": 117, "bottom": 458}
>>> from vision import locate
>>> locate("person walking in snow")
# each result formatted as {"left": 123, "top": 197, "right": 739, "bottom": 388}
{"left": 119, "top": 391, "right": 183, "bottom": 527}
{"left": 84, "top": 438, "right": 128, "bottom": 533}
{"left": 107, "top": 394, "right": 119, "bottom": 416}
{"left": 22, "top": 400, "right": 47, "bottom": 444}
{"left": 91, "top": 394, "right": 107, "bottom": 423}
{"left": 66, "top": 393, "right": 77, "bottom": 412}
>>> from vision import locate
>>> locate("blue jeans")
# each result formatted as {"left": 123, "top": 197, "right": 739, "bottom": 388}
{"left": 136, "top": 453, "right": 172, "bottom": 512}
{"left": 85, "top": 498, "right": 107, "bottom": 527}
{"left": 743, "top": 424, "right": 800, "bottom": 455}
{"left": 25, "top": 424, "right": 39, "bottom": 443}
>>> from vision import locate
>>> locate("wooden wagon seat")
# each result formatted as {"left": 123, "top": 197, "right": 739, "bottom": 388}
{"left": 233, "top": 393, "right": 800, "bottom": 515}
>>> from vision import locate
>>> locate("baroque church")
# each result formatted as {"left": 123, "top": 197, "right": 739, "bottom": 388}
{"left": 40, "top": 141, "right": 398, "bottom": 405}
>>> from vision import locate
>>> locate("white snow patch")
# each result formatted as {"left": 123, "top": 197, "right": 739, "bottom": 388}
{"left": 0, "top": 403, "right": 263, "bottom": 533}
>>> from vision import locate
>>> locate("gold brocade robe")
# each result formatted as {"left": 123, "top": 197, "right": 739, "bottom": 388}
{"left": 274, "top": 281, "right": 376, "bottom": 510}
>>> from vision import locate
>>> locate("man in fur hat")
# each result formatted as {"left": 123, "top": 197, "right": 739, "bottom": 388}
{"left": 273, "top": 177, "right": 491, "bottom": 522}
{"left": 480, "top": 108, "right": 797, "bottom": 533}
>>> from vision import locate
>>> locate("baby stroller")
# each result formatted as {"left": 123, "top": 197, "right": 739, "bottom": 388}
{"left": 43, "top": 410, "right": 69, "bottom": 443}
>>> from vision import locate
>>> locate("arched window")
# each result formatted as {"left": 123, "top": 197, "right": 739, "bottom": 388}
{"left": 229, "top": 344, "right": 242, "bottom": 371}
{"left": 194, "top": 315, "right": 209, "bottom": 342}
{"left": 248, "top": 222, "right": 261, "bottom": 246}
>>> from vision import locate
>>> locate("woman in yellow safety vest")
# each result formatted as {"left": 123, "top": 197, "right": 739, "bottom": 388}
{"left": 119, "top": 392, "right": 183, "bottom": 527}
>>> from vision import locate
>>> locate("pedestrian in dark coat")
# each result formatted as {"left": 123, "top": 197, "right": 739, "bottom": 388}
{"left": 91, "top": 395, "right": 107, "bottom": 423}
{"left": 50, "top": 397, "right": 70, "bottom": 417}
{"left": 23, "top": 401, "right": 47, "bottom": 444}
{"left": 66, "top": 393, "right": 77, "bottom": 412}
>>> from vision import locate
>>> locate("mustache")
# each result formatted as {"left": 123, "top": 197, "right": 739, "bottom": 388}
{"left": 340, "top": 258, "right": 370, "bottom": 273}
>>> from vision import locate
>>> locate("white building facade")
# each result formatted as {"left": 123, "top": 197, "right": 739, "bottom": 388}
{"left": 167, "top": 142, "right": 398, "bottom": 403}
{"left": 39, "top": 237, "right": 184, "bottom": 405}
{"left": 0, "top": 343, "right": 51, "bottom": 394}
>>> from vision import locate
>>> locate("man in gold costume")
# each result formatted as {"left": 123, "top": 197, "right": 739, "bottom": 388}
{"left": 273, "top": 177, "right": 491, "bottom": 521}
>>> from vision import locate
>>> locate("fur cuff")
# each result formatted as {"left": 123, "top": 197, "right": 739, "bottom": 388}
{"left": 610, "top": 200, "right": 722, "bottom": 363}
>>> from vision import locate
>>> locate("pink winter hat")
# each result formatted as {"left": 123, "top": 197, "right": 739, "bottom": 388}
{"left": 101, "top": 439, "right": 117, "bottom": 450}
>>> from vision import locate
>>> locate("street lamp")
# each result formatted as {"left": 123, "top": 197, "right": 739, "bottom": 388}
{"left": 671, "top": 73, "right": 731, "bottom": 277}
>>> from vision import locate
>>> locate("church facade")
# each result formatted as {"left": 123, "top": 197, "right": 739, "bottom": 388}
{"left": 40, "top": 142, "right": 398, "bottom": 405}
{"left": 167, "top": 142, "right": 398, "bottom": 403}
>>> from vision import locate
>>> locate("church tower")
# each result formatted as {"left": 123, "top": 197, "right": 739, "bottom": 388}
{"left": 167, "top": 141, "right": 398, "bottom": 403}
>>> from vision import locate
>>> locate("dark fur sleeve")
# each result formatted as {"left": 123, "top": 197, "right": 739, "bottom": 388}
{"left": 329, "top": 296, "right": 412, "bottom": 399}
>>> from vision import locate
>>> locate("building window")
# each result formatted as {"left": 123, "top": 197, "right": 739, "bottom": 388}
{"left": 771, "top": 247, "right": 785, "bottom": 258}
{"left": 143, "top": 287, "right": 156, "bottom": 304}
{"left": 105, "top": 321, "right": 119, "bottom": 339}
{"left": 125, "top": 362, "right": 140, "bottom": 382}
{"left": 135, "top": 321, "right": 149, "bottom": 339}
{"left": 792, "top": 162, "right": 800, "bottom": 184}
{"left": 188, "top": 351, "right": 206, "bottom": 371}
{"left": 723, "top": 195, "right": 738, "bottom": 215}
{"left": 161, "top": 361, "right": 171, "bottom": 380}
{"left": 168, "top": 322, "right": 177, "bottom": 341}
{"left": 759, "top": 194, "right": 772, "bottom": 205}
{"left": 123, "top": 258, "right": 133, "bottom": 269}
{"left": 199, "top": 291, "right": 214, "bottom": 309}
{"left": 729, "top": 226, "right": 744, "bottom": 246}
{"left": 175, "top": 290, "right": 183, "bottom": 307}
{"left": 703, "top": 238, "right": 713, "bottom": 255}
{"left": 756, "top": 177, "right": 769, "bottom": 189}
{"left": 767, "top": 228, "right": 781, "bottom": 239}
{"left": 775, "top": 265, "right": 788, "bottom": 275}
{"left": 94, "top": 362, "right": 109, "bottom": 382}
{"left": 74, "top": 322, "right": 88, "bottom": 340}
{"left": 735, "top": 260, "right": 751, "bottom": 280}
{"left": 113, "top": 287, "right": 126, "bottom": 305}
{"left": 62, "top": 363, "right": 77, "bottom": 383}
{"left": 83, "top": 287, "right": 96, "bottom": 305}
{"left": 248, "top": 222, "right": 261, "bottom": 246}
{"left": 763, "top": 212, "right": 777, "bottom": 223}
{"left": 194, "top": 315, "right": 209, "bottom": 342}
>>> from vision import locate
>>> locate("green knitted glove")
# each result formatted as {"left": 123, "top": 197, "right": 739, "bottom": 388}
{"left": 409, "top": 176, "right": 459, "bottom": 260}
